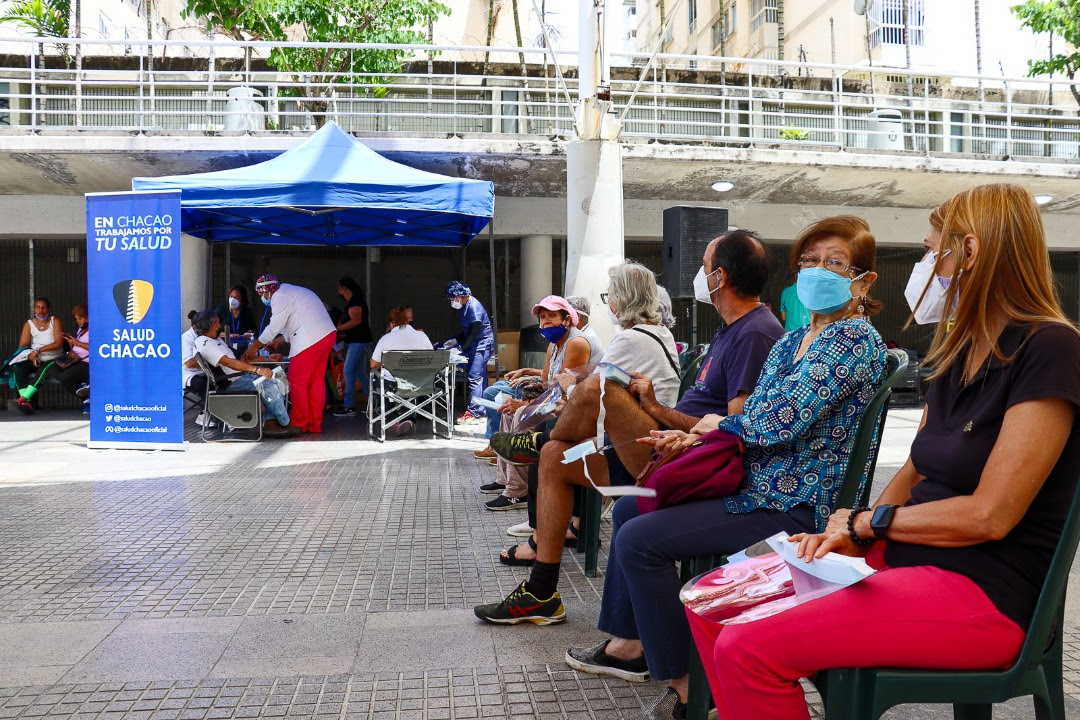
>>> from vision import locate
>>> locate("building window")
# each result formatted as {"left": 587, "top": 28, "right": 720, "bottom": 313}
{"left": 98, "top": 12, "right": 109, "bottom": 38}
{"left": 727, "top": 3, "right": 737, "bottom": 34}
{"left": 689, "top": 52, "right": 698, "bottom": 70}
{"left": 688, "top": 0, "right": 697, "bottom": 32}
{"left": 750, "top": 0, "right": 778, "bottom": 32}
{"left": 868, "top": 0, "right": 925, "bottom": 49}
{"left": 711, "top": 19, "right": 723, "bottom": 48}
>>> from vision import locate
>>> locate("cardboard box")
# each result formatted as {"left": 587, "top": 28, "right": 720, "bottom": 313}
{"left": 497, "top": 329, "right": 521, "bottom": 374}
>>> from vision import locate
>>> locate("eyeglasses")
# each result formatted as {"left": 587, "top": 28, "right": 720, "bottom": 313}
{"left": 600, "top": 293, "right": 609, "bottom": 304}
{"left": 798, "top": 254, "right": 862, "bottom": 276}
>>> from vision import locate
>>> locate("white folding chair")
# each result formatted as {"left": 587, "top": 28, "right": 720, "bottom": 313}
{"left": 195, "top": 356, "right": 262, "bottom": 442}
{"left": 367, "top": 350, "right": 453, "bottom": 442}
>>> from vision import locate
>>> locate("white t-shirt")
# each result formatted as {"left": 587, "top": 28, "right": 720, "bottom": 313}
{"left": 371, "top": 325, "right": 434, "bottom": 380}
{"left": 181, "top": 326, "right": 199, "bottom": 388}
{"left": 597, "top": 323, "right": 680, "bottom": 407}
{"left": 257, "top": 283, "right": 336, "bottom": 356}
{"left": 194, "top": 335, "right": 242, "bottom": 377}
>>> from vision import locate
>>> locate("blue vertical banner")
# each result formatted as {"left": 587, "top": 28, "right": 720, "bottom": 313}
{"left": 86, "top": 191, "right": 184, "bottom": 449}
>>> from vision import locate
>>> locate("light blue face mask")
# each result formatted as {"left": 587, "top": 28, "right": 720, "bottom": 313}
{"left": 260, "top": 295, "right": 271, "bottom": 306}
{"left": 796, "top": 267, "right": 866, "bottom": 315}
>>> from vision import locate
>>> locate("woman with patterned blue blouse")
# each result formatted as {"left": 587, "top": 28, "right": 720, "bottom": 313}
{"left": 564, "top": 216, "right": 887, "bottom": 720}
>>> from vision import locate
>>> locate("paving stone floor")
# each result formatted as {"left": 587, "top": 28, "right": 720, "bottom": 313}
{"left": 0, "top": 407, "right": 1077, "bottom": 719}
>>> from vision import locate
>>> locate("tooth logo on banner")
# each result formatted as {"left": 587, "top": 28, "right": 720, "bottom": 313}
{"left": 113, "top": 280, "right": 155, "bottom": 324}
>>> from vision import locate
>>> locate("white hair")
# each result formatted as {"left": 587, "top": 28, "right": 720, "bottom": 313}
{"left": 607, "top": 262, "right": 661, "bottom": 327}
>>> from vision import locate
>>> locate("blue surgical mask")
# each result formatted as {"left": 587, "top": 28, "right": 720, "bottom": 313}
{"left": 260, "top": 295, "right": 271, "bottom": 306}
{"left": 539, "top": 324, "right": 568, "bottom": 344}
{"left": 796, "top": 267, "right": 865, "bottom": 314}
{"left": 34, "top": 312, "right": 49, "bottom": 321}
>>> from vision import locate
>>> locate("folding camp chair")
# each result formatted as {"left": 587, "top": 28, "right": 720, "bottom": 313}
{"left": 367, "top": 350, "right": 453, "bottom": 442}
{"left": 195, "top": 356, "right": 262, "bottom": 442}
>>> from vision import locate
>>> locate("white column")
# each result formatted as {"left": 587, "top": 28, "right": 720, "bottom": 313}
{"left": 519, "top": 234, "right": 552, "bottom": 326}
{"left": 181, "top": 232, "right": 209, "bottom": 325}
{"left": 565, "top": 140, "right": 624, "bottom": 347}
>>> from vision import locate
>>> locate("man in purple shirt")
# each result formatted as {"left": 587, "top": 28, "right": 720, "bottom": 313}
{"left": 475, "top": 229, "right": 784, "bottom": 630}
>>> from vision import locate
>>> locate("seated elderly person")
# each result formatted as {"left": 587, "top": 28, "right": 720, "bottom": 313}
{"left": 485, "top": 295, "right": 601, "bottom": 518}
{"left": 368, "top": 307, "right": 435, "bottom": 437}
{"left": 480, "top": 232, "right": 783, "bottom": 584}
{"left": 696, "top": 185, "right": 1080, "bottom": 720}
{"left": 191, "top": 310, "right": 299, "bottom": 438}
{"left": 11, "top": 296, "right": 65, "bottom": 414}
{"left": 476, "top": 295, "right": 605, "bottom": 460}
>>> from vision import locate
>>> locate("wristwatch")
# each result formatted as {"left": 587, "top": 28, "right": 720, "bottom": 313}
{"left": 870, "top": 504, "right": 900, "bottom": 539}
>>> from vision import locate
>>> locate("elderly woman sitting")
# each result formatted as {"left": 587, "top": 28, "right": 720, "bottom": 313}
{"left": 695, "top": 184, "right": 1080, "bottom": 720}
{"left": 564, "top": 216, "right": 888, "bottom": 720}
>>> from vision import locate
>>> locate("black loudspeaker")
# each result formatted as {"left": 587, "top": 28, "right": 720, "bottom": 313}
{"left": 662, "top": 206, "right": 729, "bottom": 298}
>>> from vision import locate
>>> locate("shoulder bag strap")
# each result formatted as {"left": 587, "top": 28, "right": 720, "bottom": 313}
{"left": 631, "top": 327, "right": 680, "bottom": 376}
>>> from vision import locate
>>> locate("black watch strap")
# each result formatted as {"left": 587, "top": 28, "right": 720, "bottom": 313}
{"left": 870, "top": 504, "right": 900, "bottom": 539}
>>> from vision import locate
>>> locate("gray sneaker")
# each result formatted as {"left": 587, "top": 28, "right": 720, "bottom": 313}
{"left": 565, "top": 640, "right": 649, "bottom": 683}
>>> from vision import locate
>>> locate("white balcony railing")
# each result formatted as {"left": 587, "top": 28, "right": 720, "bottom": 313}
{"left": 0, "top": 37, "right": 1077, "bottom": 161}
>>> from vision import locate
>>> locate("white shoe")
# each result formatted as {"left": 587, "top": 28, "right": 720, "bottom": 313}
{"left": 506, "top": 520, "right": 534, "bottom": 538}
{"left": 195, "top": 412, "right": 216, "bottom": 429}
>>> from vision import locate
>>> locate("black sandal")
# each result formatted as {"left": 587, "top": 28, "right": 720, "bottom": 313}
{"left": 500, "top": 536, "right": 537, "bottom": 566}
{"left": 565, "top": 522, "right": 601, "bottom": 550}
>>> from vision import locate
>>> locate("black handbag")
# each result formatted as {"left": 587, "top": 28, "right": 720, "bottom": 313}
{"left": 53, "top": 351, "right": 82, "bottom": 370}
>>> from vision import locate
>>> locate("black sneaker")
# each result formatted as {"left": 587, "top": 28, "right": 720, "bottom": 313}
{"left": 333, "top": 407, "right": 357, "bottom": 418}
{"left": 479, "top": 481, "right": 504, "bottom": 495}
{"left": 486, "top": 495, "right": 526, "bottom": 511}
{"left": 490, "top": 431, "right": 543, "bottom": 464}
{"left": 473, "top": 580, "right": 565, "bottom": 625}
{"left": 640, "top": 687, "right": 687, "bottom": 720}
{"left": 565, "top": 640, "right": 650, "bottom": 682}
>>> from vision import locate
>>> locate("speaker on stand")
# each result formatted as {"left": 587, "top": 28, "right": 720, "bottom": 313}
{"left": 662, "top": 206, "right": 729, "bottom": 346}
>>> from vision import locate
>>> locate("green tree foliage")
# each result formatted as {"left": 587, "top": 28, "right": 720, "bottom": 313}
{"left": 1011, "top": 0, "right": 1080, "bottom": 106}
{"left": 0, "top": 0, "right": 71, "bottom": 64}
{"left": 184, "top": 0, "right": 449, "bottom": 125}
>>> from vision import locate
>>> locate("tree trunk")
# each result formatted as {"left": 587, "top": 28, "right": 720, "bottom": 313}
{"left": 510, "top": 0, "right": 532, "bottom": 132}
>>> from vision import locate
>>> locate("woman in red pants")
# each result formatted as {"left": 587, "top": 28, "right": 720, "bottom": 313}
{"left": 244, "top": 274, "right": 336, "bottom": 434}
{"left": 690, "top": 184, "right": 1080, "bottom": 720}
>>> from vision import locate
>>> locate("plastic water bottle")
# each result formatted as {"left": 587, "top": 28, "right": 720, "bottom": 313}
{"left": 271, "top": 365, "right": 289, "bottom": 395}
{"left": 253, "top": 375, "right": 289, "bottom": 426}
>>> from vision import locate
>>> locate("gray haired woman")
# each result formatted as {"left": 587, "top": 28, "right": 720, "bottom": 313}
{"left": 600, "top": 262, "right": 681, "bottom": 407}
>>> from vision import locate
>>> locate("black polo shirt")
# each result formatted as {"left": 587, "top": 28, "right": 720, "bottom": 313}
{"left": 885, "top": 322, "right": 1080, "bottom": 628}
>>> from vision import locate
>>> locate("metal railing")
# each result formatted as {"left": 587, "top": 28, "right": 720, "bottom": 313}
{"left": 0, "top": 37, "right": 1077, "bottom": 161}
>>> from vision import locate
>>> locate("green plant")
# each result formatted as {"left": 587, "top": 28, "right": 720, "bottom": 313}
{"left": 780, "top": 127, "right": 811, "bottom": 141}
{"left": 0, "top": 0, "right": 71, "bottom": 64}
{"left": 1011, "top": 0, "right": 1080, "bottom": 107}
{"left": 184, "top": 0, "right": 450, "bottom": 127}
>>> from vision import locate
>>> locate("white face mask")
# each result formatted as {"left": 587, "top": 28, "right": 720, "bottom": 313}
{"left": 607, "top": 306, "right": 620, "bottom": 327}
{"left": 228, "top": 297, "right": 240, "bottom": 310}
{"left": 904, "top": 250, "right": 952, "bottom": 324}
{"left": 692, "top": 266, "right": 721, "bottom": 304}
{"left": 450, "top": 300, "right": 463, "bottom": 310}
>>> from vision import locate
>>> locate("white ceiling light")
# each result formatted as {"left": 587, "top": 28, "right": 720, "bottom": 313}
{"left": 711, "top": 180, "right": 735, "bottom": 192}
{"left": 1034, "top": 194, "right": 1053, "bottom": 205}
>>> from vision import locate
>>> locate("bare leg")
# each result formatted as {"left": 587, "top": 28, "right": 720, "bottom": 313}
{"left": 669, "top": 675, "right": 689, "bottom": 703}
{"left": 606, "top": 637, "right": 645, "bottom": 660}
{"left": 533, "top": 441, "right": 609, "bottom": 564}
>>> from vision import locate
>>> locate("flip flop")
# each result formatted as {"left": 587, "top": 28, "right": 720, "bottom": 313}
{"left": 565, "top": 522, "right": 601, "bottom": 551}
{"left": 499, "top": 536, "right": 537, "bottom": 567}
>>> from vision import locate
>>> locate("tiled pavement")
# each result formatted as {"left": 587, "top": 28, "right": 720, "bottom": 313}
{"left": 0, "top": 408, "right": 1077, "bottom": 719}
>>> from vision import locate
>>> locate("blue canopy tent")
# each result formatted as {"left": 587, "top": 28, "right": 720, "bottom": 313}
{"left": 131, "top": 120, "right": 500, "bottom": 349}
{"left": 131, "top": 121, "right": 494, "bottom": 247}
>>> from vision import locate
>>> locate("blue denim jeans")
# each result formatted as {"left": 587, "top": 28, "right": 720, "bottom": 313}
{"left": 228, "top": 373, "right": 291, "bottom": 427}
{"left": 483, "top": 380, "right": 523, "bottom": 438}
{"left": 343, "top": 342, "right": 369, "bottom": 407}
{"left": 597, "top": 496, "right": 814, "bottom": 680}
{"left": 465, "top": 341, "right": 494, "bottom": 416}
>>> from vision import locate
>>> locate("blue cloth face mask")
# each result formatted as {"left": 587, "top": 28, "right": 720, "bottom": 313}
{"left": 539, "top": 324, "right": 568, "bottom": 344}
{"left": 796, "top": 267, "right": 865, "bottom": 314}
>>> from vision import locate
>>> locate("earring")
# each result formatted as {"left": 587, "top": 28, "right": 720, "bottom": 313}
{"left": 856, "top": 296, "right": 865, "bottom": 315}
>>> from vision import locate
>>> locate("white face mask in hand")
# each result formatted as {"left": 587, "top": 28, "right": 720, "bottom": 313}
{"left": 904, "top": 250, "right": 952, "bottom": 324}
{"left": 693, "top": 266, "right": 721, "bottom": 304}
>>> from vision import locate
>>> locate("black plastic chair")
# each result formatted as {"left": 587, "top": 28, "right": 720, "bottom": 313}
{"left": 817, "top": 473, "right": 1080, "bottom": 720}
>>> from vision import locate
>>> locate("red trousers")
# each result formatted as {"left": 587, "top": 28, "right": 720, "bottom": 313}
{"left": 287, "top": 331, "right": 335, "bottom": 433}
{"left": 687, "top": 544, "right": 1025, "bottom": 720}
